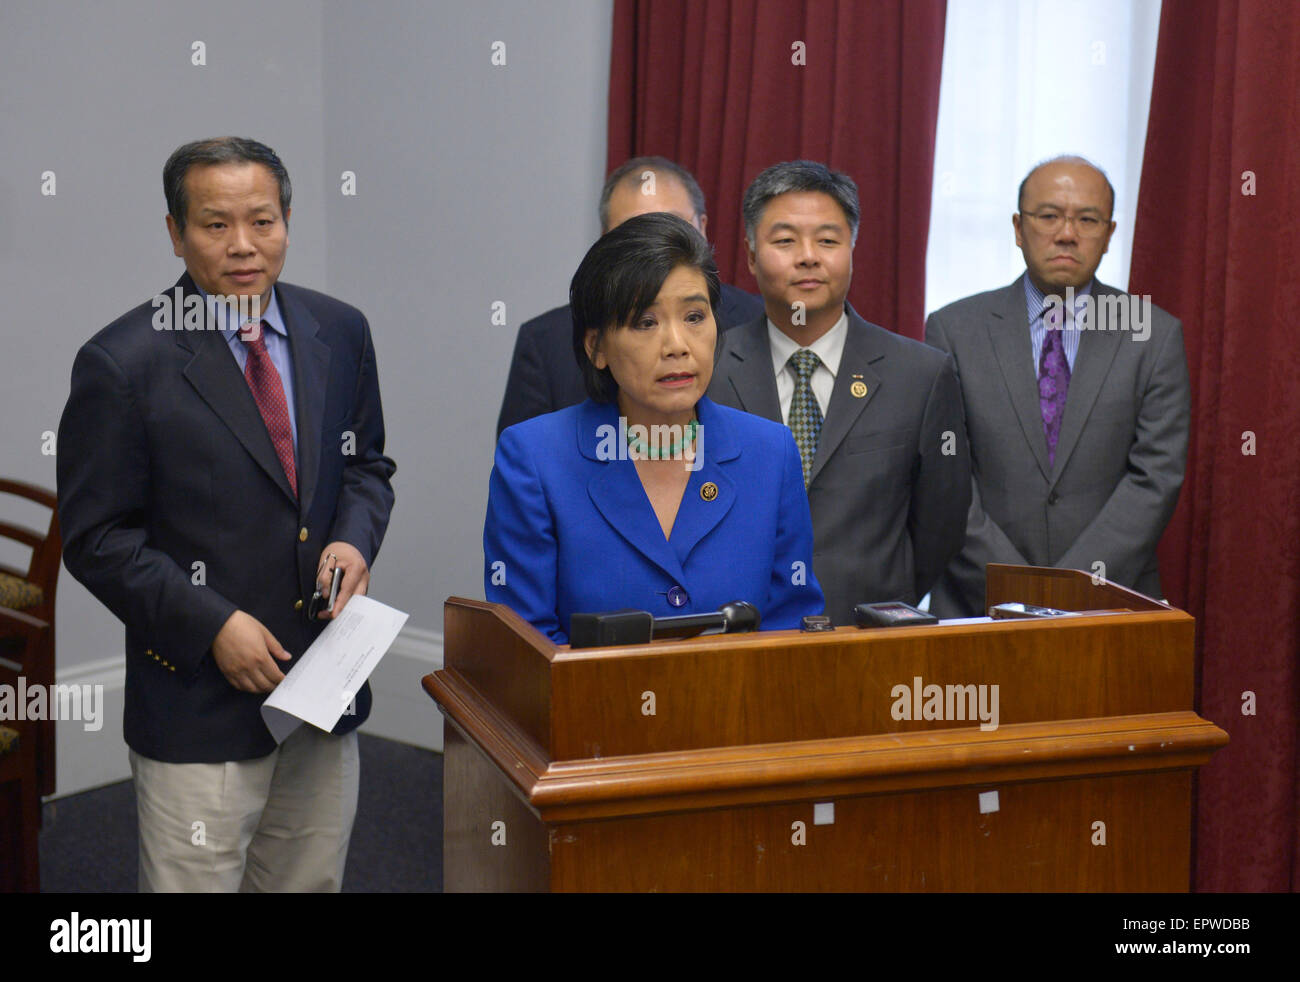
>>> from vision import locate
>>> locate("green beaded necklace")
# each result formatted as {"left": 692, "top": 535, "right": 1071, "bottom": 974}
{"left": 626, "top": 418, "right": 699, "bottom": 459}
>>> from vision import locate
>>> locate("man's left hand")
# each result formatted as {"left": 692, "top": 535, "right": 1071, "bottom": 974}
{"left": 316, "top": 541, "right": 369, "bottom": 618}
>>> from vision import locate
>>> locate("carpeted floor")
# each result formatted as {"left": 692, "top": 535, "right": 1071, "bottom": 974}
{"left": 37, "top": 733, "right": 443, "bottom": 892}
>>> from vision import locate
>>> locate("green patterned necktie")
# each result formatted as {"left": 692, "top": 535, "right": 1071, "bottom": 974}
{"left": 787, "top": 349, "right": 823, "bottom": 488}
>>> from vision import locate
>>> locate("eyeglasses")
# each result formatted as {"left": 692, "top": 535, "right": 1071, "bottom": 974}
{"left": 1020, "top": 210, "right": 1111, "bottom": 238}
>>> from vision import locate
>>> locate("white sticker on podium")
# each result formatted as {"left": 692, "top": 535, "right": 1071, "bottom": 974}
{"left": 978, "top": 790, "right": 999, "bottom": 814}
{"left": 813, "top": 802, "right": 834, "bottom": 825}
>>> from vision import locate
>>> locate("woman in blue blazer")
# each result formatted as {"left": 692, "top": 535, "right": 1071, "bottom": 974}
{"left": 484, "top": 213, "right": 823, "bottom": 644}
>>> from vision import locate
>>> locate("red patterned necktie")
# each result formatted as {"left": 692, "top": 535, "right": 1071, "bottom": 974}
{"left": 240, "top": 322, "right": 297, "bottom": 496}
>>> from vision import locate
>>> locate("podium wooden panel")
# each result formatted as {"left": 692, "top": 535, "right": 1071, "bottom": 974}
{"left": 424, "top": 565, "right": 1227, "bottom": 891}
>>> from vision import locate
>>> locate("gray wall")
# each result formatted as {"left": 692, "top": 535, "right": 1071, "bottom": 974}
{"left": 0, "top": 0, "right": 612, "bottom": 666}
{"left": 321, "top": 0, "right": 612, "bottom": 632}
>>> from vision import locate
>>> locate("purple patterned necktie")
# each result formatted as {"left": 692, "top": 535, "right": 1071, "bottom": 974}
{"left": 1038, "top": 305, "right": 1070, "bottom": 467}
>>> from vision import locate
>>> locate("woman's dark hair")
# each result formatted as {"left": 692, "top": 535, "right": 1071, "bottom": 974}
{"left": 570, "top": 212, "right": 721, "bottom": 402}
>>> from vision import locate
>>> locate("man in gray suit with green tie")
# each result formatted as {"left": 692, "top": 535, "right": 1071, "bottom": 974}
{"left": 708, "top": 161, "right": 971, "bottom": 624}
{"left": 925, "top": 155, "right": 1190, "bottom": 616}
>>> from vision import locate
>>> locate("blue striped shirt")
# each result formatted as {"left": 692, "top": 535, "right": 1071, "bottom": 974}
{"left": 1024, "top": 275, "right": 1092, "bottom": 374}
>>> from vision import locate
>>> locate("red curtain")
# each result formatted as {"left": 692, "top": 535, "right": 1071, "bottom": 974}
{"left": 1130, "top": 0, "right": 1300, "bottom": 891}
{"left": 608, "top": 0, "right": 947, "bottom": 340}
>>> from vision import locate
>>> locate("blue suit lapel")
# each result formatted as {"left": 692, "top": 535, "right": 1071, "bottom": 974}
{"left": 666, "top": 397, "right": 738, "bottom": 563}
{"left": 579, "top": 401, "right": 685, "bottom": 583}
{"left": 578, "top": 398, "right": 738, "bottom": 582}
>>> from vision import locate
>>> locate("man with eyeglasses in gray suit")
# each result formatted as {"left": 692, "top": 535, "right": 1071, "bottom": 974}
{"left": 925, "top": 155, "right": 1190, "bottom": 616}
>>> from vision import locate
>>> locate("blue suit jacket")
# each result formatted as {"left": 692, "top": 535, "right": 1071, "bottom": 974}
{"left": 484, "top": 396, "right": 824, "bottom": 643}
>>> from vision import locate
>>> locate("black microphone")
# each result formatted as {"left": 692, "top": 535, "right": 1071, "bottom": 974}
{"left": 651, "top": 601, "right": 761, "bottom": 640}
{"left": 569, "top": 601, "right": 761, "bottom": 648}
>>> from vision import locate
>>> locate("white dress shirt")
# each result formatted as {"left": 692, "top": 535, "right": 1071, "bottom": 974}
{"left": 767, "top": 311, "right": 848, "bottom": 424}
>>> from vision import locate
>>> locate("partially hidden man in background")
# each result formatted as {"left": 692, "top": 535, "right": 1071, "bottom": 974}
{"left": 709, "top": 161, "right": 971, "bottom": 625}
{"left": 57, "top": 137, "right": 397, "bottom": 892}
{"left": 925, "top": 155, "right": 1189, "bottom": 616}
{"left": 496, "top": 155, "right": 763, "bottom": 436}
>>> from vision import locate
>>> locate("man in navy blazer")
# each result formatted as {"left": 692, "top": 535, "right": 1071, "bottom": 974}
{"left": 57, "top": 138, "right": 396, "bottom": 891}
{"left": 496, "top": 156, "right": 763, "bottom": 436}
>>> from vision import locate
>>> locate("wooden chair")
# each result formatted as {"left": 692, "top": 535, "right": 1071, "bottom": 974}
{"left": 0, "top": 607, "right": 48, "bottom": 891}
{"left": 0, "top": 479, "right": 60, "bottom": 798}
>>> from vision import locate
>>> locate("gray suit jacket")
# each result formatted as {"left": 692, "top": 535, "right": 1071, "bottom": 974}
{"left": 924, "top": 276, "right": 1190, "bottom": 616}
{"left": 708, "top": 305, "right": 971, "bottom": 624}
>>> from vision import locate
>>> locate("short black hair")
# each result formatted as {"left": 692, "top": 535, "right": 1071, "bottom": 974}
{"left": 743, "top": 160, "right": 860, "bottom": 247}
{"left": 570, "top": 212, "right": 721, "bottom": 403}
{"left": 1017, "top": 154, "right": 1115, "bottom": 217}
{"left": 164, "top": 137, "right": 291, "bottom": 231}
{"left": 598, "top": 156, "right": 707, "bottom": 232}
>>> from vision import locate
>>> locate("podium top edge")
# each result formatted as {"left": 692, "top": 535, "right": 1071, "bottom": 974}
{"left": 545, "top": 606, "right": 1193, "bottom": 658}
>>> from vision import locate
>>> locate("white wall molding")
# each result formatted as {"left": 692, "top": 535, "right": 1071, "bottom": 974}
{"left": 53, "top": 654, "right": 129, "bottom": 798}
{"left": 359, "top": 626, "right": 445, "bottom": 752}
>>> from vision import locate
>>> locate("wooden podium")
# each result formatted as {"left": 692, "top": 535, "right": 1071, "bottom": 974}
{"left": 423, "top": 565, "right": 1227, "bottom": 891}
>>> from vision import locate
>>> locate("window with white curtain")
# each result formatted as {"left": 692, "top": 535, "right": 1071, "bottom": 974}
{"left": 925, "top": 0, "right": 1162, "bottom": 315}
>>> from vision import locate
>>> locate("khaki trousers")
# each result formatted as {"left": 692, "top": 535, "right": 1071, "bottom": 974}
{"left": 129, "top": 727, "right": 359, "bottom": 892}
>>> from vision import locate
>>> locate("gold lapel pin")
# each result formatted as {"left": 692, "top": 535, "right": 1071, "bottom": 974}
{"left": 850, "top": 380, "right": 868, "bottom": 398}
{"left": 700, "top": 482, "right": 719, "bottom": 501}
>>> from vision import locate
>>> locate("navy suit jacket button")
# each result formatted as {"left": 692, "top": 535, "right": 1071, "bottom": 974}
{"left": 667, "top": 585, "right": 689, "bottom": 608}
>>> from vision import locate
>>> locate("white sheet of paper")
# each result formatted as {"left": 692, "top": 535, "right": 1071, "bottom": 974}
{"left": 260, "top": 595, "right": 409, "bottom": 744}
